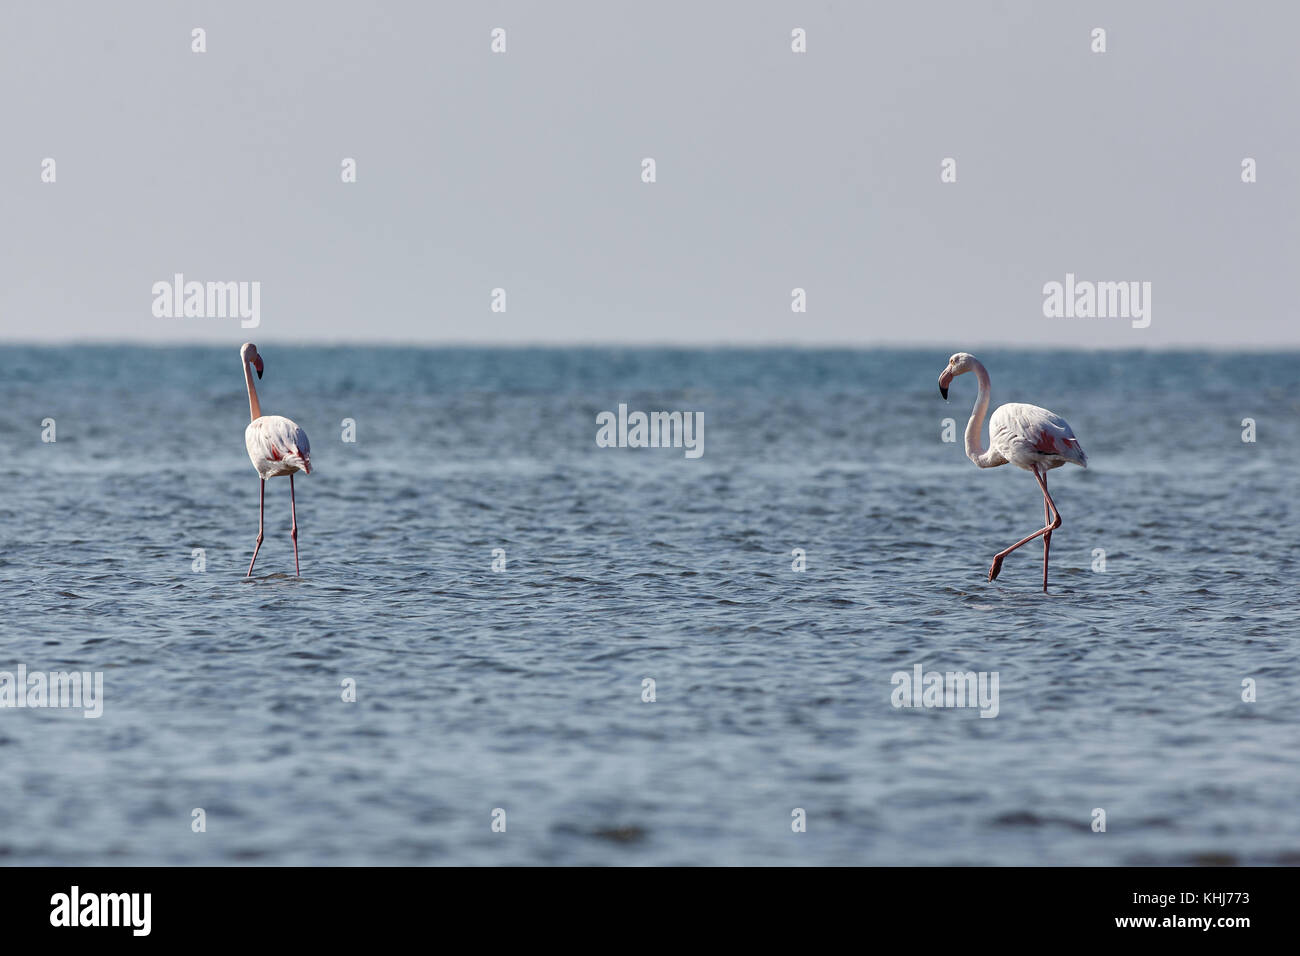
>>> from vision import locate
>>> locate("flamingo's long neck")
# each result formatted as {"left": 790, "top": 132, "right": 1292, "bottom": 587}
{"left": 964, "top": 358, "right": 999, "bottom": 467}
{"left": 243, "top": 358, "right": 262, "bottom": 422}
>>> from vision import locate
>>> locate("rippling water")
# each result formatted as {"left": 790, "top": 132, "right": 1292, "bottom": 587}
{"left": 0, "top": 346, "right": 1296, "bottom": 865}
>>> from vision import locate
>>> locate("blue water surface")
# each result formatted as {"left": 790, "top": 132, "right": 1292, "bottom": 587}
{"left": 0, "top": 346, "right": 1296, "bottom": 865}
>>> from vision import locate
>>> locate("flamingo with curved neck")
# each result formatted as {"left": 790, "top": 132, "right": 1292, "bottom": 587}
{"left": 240, "top": 343, "right": 312, "bottom": 577}
{"left": 949, "top": 357, "right": 1007, "bottom": 469}
{"left": 939, "top": 352, "right": 1087, "bottom": 591}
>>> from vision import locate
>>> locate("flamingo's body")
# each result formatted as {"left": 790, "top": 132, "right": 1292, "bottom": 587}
{"left": 245, "top": 415, "right": 311, "bottom": 480}
{"left": 240, "top": 343, "right": 311, "bottom": 576}
{"left": 939, "top": 353, "right": 1086, "bottom": 591}
{"left": 984, "top": 403, "right": 1087, "bottom": 473}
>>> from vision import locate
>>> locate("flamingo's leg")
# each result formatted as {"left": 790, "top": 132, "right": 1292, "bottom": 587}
{"left": 1042, "top": 491, "right": 1052, "bottom": 592}
{"left": 289, "top": 473, "right": 300, "bottom": 576}
{"left": 246, "top": 479, "right": 265, "bottom": 577}
{"left": 988, "top": 466, "right": 1062, "bottom": 584}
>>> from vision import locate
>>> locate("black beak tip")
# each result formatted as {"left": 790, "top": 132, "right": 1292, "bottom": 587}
{"left": 939, "top": 386, "right": 948, "bottom": 400}
{"left": 256, "top": 368, "right": 263, "bottom": 379}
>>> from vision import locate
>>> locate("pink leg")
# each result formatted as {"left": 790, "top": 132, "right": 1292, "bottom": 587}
{"left": 1042, "top": 489, "right": 1053, "bottom": 592}
{"left": 246, "top": 479, "right": 265, "bottom": 577}
{"left": 988, "top": 467, "right": 1061, "bottom": 585}
{"left": 289, "top": 473, "right": 300, "bottom": 576}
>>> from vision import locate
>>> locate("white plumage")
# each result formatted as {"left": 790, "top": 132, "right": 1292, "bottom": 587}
{"left": 245, "top": 415, "right": 312, "bottom": 479}
{"left": 988, "top": 402, "right": 1087, "bottom": 472}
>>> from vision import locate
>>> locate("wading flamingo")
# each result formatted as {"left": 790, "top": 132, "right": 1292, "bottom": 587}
{"left": 938, "top": 353, "right": 1086, "bottom": 591}
{"left": 240, "top": 343, "right": 311, "bottom": 576}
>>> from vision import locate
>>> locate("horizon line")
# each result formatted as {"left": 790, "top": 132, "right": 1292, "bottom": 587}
{"left": 1, "top": 338, "right": 1297, "bottom": 353}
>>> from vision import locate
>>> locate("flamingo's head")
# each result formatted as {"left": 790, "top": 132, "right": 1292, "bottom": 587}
{"left": 241, "top": 342, "right": 264, "bottom": 379}
{"left": 938, "top": 352, "right": 975, "bottom": 400}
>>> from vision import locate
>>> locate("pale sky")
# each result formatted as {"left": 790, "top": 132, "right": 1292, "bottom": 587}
{"left": 1, "top": 1, "right": 1296, "bottom": 347}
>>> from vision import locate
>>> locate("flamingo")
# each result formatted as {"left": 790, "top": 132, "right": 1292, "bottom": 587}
{"left": 240, "top": 343, "right": 311, "bottom": 577}
{"left": 938, "top": 352, "right": 1086, "bottom": 592}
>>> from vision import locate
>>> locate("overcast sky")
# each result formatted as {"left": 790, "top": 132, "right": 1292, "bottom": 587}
{"left": 1, "top": 1, "right": 1295, "bottom": 348}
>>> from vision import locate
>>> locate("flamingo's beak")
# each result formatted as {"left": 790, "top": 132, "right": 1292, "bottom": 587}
{"left": 938, "top": 368, "right": 953, "bottom": 400}
{"left": 253, "top": 355, "right": 264, "bottom": 379}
